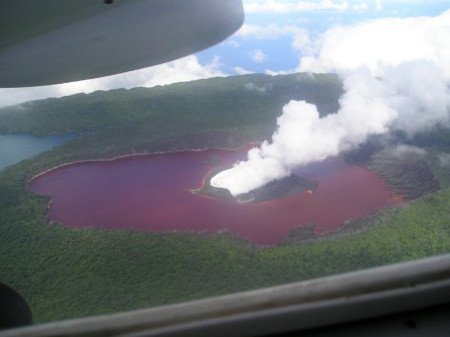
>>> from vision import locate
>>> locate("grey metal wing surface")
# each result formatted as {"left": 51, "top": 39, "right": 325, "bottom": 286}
{"left": 0, "top": 0, "right": 244, "bottom": 87}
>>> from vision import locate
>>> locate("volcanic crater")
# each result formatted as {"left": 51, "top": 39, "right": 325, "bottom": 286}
{"left": 29, "top": 147, "right": 403, "bottom": 245}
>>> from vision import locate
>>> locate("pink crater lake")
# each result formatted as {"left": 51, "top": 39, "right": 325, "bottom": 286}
{"left": 29, "top": 148, "right": 402, "bottom": 245}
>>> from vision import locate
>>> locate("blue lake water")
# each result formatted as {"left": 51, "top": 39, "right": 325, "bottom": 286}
{"left": 0, "top": 133, "right": 75, "bottom": 170}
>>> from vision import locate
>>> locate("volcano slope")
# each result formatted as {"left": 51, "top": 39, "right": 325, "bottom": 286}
{"left": 0, "top": 73, "right": 449, "bottom": 323}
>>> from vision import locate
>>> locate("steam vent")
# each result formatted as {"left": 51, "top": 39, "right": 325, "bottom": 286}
{"left": 196, "top": 169, "right": 318, "bottom": 203}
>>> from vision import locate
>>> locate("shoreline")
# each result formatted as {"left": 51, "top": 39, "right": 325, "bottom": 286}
{"left": 27, "top": 144, "right": 259, "bottom": 185}
{"left": 38, "top": 202, "right": 408, "bottom": 249}
{"left": 27, "top": 145, "right": 417, "bottom": 248}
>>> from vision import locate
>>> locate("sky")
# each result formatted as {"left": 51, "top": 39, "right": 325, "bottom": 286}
{"left": 1, "top": 0, "right": 450, "bottom": 108}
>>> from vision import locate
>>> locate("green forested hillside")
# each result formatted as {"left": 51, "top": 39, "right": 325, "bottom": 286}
{"left": 0, "top": 73, "right": 343, "bottom": 173}
{"left": 0, "top": 73, "right": 449, "bottom": 323}
{"left": 0, "top": 73, "right": 341, "bottom": 136}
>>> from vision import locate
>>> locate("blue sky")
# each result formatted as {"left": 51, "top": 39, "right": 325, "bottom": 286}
{"left": 197, "top": 0, "right": 450, "bottom": 75}
{"left": 0, "top": 0, "right": 449, "bottom": 107}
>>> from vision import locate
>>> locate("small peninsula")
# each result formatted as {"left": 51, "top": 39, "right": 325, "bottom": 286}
{"left": 195, "top": 168, "right": 318, "bottom": 203}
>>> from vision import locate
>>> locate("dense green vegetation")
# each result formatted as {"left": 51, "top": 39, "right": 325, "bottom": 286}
{"left": 0, "top": 73, "right": 343, "bottom": 173}
{"left": 0, "top": 73, "right": 449, "bottom": 323}
{"left": 0, "top": 73, "right": 341, "bottom": 135}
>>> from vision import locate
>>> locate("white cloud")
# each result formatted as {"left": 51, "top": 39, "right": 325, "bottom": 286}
{"left": 250, "top": 49, "right": 269, "bottom": 63}
{"left": 224, "top": 39, "right": 241, "bottom": 48}
{"left": 298, "top": 8, "right": 450, "bottom": 135}
{"left": 245, "top": 82, "right": 268, "bottom": 93}
{"left": 375, "top": 0, "right": 383, "bottom": 11}
{"left": 0, "top": 55, "right": 224, "bottom": 108}
{"left": 237, "top": 23, "right": 311, "bottom": 59}
{"left": 237, "top": 23, "right": 306, "bottom": 40}
{"left": 264, "top": 69, "right": 293, "bottom": 75}
{"left": 352, "top": 3, "right": 369, "bottom": 11}
{"left": 291, "top": 29, "right": 312, "bottom": 53}
{"left": 234, "top": 66, "right": 253, "bottom": 75}
{"left": 244, "top": 0, "right": 350, "bottom": 13}
{"left": 297, "top": 10, "right": 450, "bottom": 77}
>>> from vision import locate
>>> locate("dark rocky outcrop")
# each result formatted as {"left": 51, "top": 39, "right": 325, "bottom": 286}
{"left": 195, "top": 170, "right": 317, "bottom": 204}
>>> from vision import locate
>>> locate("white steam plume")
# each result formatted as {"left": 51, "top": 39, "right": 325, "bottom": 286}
{"left": 211, "top": 10, "right": 450, "bottom": 196}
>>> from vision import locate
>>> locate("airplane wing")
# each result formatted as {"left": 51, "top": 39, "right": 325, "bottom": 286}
{"left": 0, "top": 0, "right": 244, "bottom": 87}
